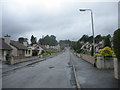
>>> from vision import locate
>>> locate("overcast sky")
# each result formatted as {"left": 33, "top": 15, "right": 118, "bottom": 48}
{"left": 1, "top": 0, "right": 119, "bottom": 42}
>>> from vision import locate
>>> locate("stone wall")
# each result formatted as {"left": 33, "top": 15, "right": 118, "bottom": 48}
{"left": 74, "top": 53, "right": 94, "bottom": 65}
{"left": 96, "top": 55, "right": 114, "bottom": 69}
{"left": 10, "top": 56, "right": 39, "bottom": 64}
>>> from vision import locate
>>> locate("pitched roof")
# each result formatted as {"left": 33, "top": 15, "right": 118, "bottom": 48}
{"left": 0, "top": 39, "right": 12, "bottom": 50}
{"left": 10, "top": 40, "right": 27, "bottom": 50}
{"left": 39, "top": 45, "right": 48, "bottom": 50}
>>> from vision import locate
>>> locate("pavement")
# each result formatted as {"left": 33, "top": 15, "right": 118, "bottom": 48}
{"left": 70, "top": 52, "right": 118, "bottom": 88}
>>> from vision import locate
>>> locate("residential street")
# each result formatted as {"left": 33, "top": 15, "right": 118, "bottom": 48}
{"left": 2, "top": 49, "right": 75, "bottom": 88}
{"left": 2, "top": 49, "right": 118, "bottom": 88}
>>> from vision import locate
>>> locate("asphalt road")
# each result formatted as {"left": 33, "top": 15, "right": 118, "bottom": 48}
{"left": 3, "top": 49, "right": 75, "bottom": 88}
{"left": 2, "top": 49, "right": 118, "bottom": 89}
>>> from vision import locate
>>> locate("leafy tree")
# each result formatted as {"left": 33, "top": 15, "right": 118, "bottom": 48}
{"left": 49, "top": 35, "right": 58, "bottom": 46}
{"left": 38, "top": 35, "right": 58, "bottom": 46}
{"left": 103, "top": 36, "right": 111, "bottom": 48}
{"left": 95, "top": 35, "right": 102, "bottom": 44}
{"left": 18, "top": 37, "right": 24, "bottom": 44}
{"left": 79, "top": 34, "right": 89, "bottom": 43}
{"left": 18, "top": 37, "right": 28, "bottom": 44}
{"left": 107, "top": 34, "right": 111, "bottom": 38}
{"left": 31, "top": 35, "right": 37, "bottom": 45}
{"left": 70, "top": 41, "right": 82, "bottom": 53}
{"left": 59, "top": 40, "right": 70, "bottom": 47}
{"left": 113, "top": 28, "right": 120, "bottom": 60}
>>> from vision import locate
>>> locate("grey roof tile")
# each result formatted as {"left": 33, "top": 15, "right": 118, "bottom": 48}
{"left": 0, "top": 39, "right": 12, "bottom": 50}
{"left": 10, "top": 40, "right": 27, "bottom": 50}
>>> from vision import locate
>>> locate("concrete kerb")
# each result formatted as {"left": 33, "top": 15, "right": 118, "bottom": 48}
{"left": 72, "top": 62, "right": 81, "bottom": 90}
{"left": 70, "top": 52, "right": 81, "bottom": 90}
{"left": 2, "top": 52, "right": 61, "bottom": 75}
{"left": 2, "top": 58, "right": 46, "bottom": 75}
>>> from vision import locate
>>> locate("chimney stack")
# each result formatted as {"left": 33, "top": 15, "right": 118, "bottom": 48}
{"left": 4, "top": 34, "right": 11, "bottom": 45}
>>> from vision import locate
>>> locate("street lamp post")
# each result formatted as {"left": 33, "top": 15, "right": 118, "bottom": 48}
{"left": 79, "top": 9, "right": 95, "bottom": 56}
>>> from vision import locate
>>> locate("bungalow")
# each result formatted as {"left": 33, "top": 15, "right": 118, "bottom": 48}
{"left": 95, "top": 41, "right": 103, "bottom": 52}
{"left": 0, "top": 38, "right": 12, "bottom": 61}
{"left": 10, "top": 40, "right": 28, "bottom": 57}
{"left": 81, "top": 42, "right": 92, "bottom": 52}
{"left": 28, "top": 44, "right": 43, "bottom": 56}
{"left": 0, "top": 35, "right": 28, "bottom": 60}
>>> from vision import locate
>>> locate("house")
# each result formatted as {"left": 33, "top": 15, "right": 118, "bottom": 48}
{"left": 44, "top": 44, "right": 60, "bottom": 51}
{"left": 0, "top": 38, "right": 12, "bottom": 61}
{"left": 0, "top": 35, "right": 28, "bottom": 60}
{"left": 25, "top": 47, "right": 32, "bottom": 57}
{"left": 81, "top": 42, "right": 92, "bottom": 52}
{"left": 28, "top": 44, "right": 43, "bottom": 56}
{"left": 95, "top": 41, "right": 103, "bottom": 52}
{"left": 22, "top": 41, "right": 32, "bottom": 57}
{"left": 10, "top": 40, "right": 28, "bottom": 57}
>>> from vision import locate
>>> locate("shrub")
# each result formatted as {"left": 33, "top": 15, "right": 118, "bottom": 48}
{"left": 113, "top": 28, "right": 120, "bottom": 60}
{"left": 41, "top": 50, "right": 58, "bottom": 55}
{"left": 98, "top": 47, "right": 114, "bottom": 56}
{"left": 94, "top": 46, "right": 114, "bottom": 60}
{"left": 81, "top": 50, "right": 86, "bottom": 54}
{"left": 41, "top": 50, "right": 45, "bottom": 54}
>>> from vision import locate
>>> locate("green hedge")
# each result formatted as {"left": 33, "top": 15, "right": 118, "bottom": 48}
{"left": 41, "top": 50, "right": 59, "bottom": 55}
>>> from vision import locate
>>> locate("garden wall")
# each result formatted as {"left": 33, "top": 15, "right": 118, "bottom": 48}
{"left": 96, "top": 55, "right": 114, "bottom": 69}
{"left": 10, "top": 56, "right": 39, "bottom": 64}
{"left": 74, "top": 53, "right": 94, "bottom": 65}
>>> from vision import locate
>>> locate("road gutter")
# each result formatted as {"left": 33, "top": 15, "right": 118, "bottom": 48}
{"left": 70, "top": 52, "right": 81, "bottom": 90}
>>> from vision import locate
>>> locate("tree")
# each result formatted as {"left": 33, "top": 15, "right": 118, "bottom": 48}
{"left": 70, "top": 41, "right": 82, "bottom": 53}
{"left": 79, "top": 34, "right": 89, "bottom": 43}
{"left": 113, "top": 28, "right": 120, "bottom": 60}
{"left": 31, "top": 35, "right": 37, "bottom": 45}
{"left": 113, "top": 28, "right": 120, "bottom": 79}
{"left": 18, "top": 37, "right": 28, "bottom": 44}
{"left": 49, "top": 35, "right": 58, "bottom": 46}
{"left": 38, "top": 35, "right": 58, "bottom": 46}
{"left": 95, "top": 35, "right": 102, "bottom": 44}
{"left": 18, "top": 37, "right": 24, "bottom": 44}
{"left": 103, "top": 36, "right": 111, "bottom": 48}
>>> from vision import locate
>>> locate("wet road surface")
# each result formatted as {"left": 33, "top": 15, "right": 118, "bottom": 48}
{"left": 3, "top": 49, "right": 74, "bottom": 88}
{"left": 2, "top": 49, "right": 118, "bottom": 88}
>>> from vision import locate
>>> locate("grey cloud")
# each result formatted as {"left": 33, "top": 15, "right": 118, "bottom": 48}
{"left": 2, "top": 1, "right": 118, "bottom": 41}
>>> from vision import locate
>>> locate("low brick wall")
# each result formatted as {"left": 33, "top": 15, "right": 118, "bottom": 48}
{"left": 80, "top": 54, "right": 94, "bottom": 64}
{"left": 74, "top": 53, "right": 94, "bottom": 65}
{"left": 10, "top": 56, "right": 40, "bottom": 64}
{"left": 9, "top": 53, "right": 60, "bottom": 65}
{"left": 96, "top": 55, "right": 114, "bottom": 69}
